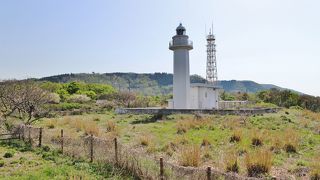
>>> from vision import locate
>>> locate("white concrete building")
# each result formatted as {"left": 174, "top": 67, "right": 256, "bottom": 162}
{"left": 190, "top": 84, "right": 220, "bottom": 109}
{"left": 168, "top": 24, "right": 221, "bottom": 109}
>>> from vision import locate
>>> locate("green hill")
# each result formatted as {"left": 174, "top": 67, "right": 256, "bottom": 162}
{"left": 39, "top": 72, "right": 290, "bottom": 95}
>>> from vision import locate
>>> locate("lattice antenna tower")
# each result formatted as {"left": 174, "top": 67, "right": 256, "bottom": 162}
{"left": 206, "top": 24, "right": 218, "bottom": 85}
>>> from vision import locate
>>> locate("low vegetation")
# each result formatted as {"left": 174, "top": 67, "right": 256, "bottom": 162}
{"left": 245, "top": 149, "right": 272, "bottom": 177}
{"left": 179, "top": 145, "right": 201, "bottom": 167}
{"left": 0, "top": 140, "right": 133, "bottom": 179}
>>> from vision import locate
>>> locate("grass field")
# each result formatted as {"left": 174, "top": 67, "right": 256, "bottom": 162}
{"left": 34, "top": 108, "right": 320, "bottom": 178}
{"left": 0, "top": 140, "right": 133, "bottom": 180}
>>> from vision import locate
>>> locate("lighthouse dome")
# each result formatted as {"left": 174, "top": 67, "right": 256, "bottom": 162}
{"left": 176, "top": 23, "right": 186, "bottom": 35}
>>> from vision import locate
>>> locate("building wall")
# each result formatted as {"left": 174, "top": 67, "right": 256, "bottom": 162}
{"left": 190, "top": 86, "right": 219, "bottom": 109}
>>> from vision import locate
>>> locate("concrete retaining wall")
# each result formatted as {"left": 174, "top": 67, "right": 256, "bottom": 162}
{"left": 115, "top": 108, "right": 280, "bottom": 115}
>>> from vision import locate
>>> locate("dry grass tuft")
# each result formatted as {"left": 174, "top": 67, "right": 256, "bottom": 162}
{"left": 59, "top": 116, "right": 73, "bottom": 126}
{"left": 174, "top": 135, "right": 189, "bottom": 145}
{"left": 311, "top": 158, "right": 320, "bottom": 180}
{"left": 162, "top": 143, "right": 175, "bottom": 156}
{"left": 283, "top": 128, "right": 299, "bottom": 153}
{"left": 83, "top": 121, "right": 100, "bottom": 136}
{"left": 201, "top": 137, "right": 211, "bottom": 147}
{"left": 46, "top": 119, "right": 57, "bottom": 129}
{"left": 270, "top": 136, "right": 283, "bottom": 154}
{"left": 176, "top": 118, "right": 211, "bottom": 134}
{"left": 139, "top": 135, "right": 151, "bottom": 146}
{"left": 225, "top": 152, "right": 239, "bottom": 173}
{"left": 245, "top": 149, "right": 272, "bottom": 177}
{"left": 230, "top": 129, "right": 242, "bottom": 143}
{"left": 302, "top": 110, "right": 320, "bottom": 122}
{"left": 251, "top": 130, "right": 264, "bottom": 147}
{"left": 70, "top": 118, "right": 84, "bottom": 132}
{"left": 106, "top": 120, "right": 116, "bottom": 132}
{"left": 179, "top": 145, "right": 201, "bottom": 167}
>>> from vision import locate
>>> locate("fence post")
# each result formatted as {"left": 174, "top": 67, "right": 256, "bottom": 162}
{"left": 207, "top": 166, "right": 211, "bottom": 180}
{"left": 114, "top": 137, "right": 118, "bottom": 165}
{"left": 90, "top": 134, "right": 94, "bottom": 163}
{"left": 28, "top": 126, "right": 31, "bottom": 144}
{"left": 61, "top": 129, "right": 64, "bottom": 154}
{"left": 38, "top": 128, "right": 43, "bottom": 147}
{"left": 160, "top": 157, "right": 164, "bottom": 180}
{"left": 22, "top": 126, "right": 25, "bottom": 141}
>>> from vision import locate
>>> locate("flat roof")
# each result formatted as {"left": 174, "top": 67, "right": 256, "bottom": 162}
{"left": 190, "top": 83, "right": 222, "bottom": 89}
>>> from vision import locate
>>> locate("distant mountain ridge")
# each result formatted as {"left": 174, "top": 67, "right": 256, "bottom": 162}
{"left": 38, "top": 72, "right": 295, "bottom": 95}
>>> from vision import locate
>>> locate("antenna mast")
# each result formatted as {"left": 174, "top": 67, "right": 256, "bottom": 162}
{"left": 206, "top": 25, "right": 218, "bottom": 85}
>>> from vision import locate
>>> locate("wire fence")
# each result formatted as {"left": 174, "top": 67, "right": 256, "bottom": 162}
{"left": 12, "top": 124, "right": 256, "bottom": 180}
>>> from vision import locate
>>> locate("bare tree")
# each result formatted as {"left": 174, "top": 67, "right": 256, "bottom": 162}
{"left": 0, "top": 80, "right": 50, "bottom": 129}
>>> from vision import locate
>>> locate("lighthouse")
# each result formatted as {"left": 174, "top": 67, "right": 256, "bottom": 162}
{"left": 169, "top": 23, "right": 193, "bottom": 109}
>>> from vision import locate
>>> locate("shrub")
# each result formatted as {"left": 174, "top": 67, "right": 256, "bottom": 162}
{"left": 47, "top": 103, "right": 81, "bottom": 111}
{"left": 245, "top": 150, "right": 272, "bottom": 177}
{"left": 67, "top": 94, "right": 91, "bottom": 104}
{"left": 0, "top": 160, "right": 4, "bottom": 167}
{"left": 47, "top": 93, "right": 61, "bottom": 104}
{"left": 179, "top": 145, "right": 201, "bottom": 167}
{"left": 77, "top": 90, "right": 97, "bottom": 100}
{"left": 42, "top": 146, "right": 51, "bottom": 152}
{"left": 3, "top": 152, "right": 14, "bottom": 158}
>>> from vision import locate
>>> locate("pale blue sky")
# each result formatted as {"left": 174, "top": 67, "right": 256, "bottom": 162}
{"left": 0, "top": 0, "right": 319, "bottom": 96}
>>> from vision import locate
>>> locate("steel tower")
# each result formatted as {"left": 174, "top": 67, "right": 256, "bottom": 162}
{"left": 206, "top": 29, "right": 218, "bottom": 85}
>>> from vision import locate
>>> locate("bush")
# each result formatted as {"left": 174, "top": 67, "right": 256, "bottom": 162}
{"left": 46, "top": 103, "right": 81, "bottom": 111}
{"left": 179, "top": 145, "right": 201, "bottom": 167}
{"left": 245, "top": 150, "right": 272, "bottom": 177}
{"left": 0, "top": 160, "right": 4, "bottom": 167}
{"left": 3, "top": 152, "right": 14, "bottom": 158}
{"left": 47, "top": 93, "right": 61, "bottom": 104}
{"left": 42, "top": 146, "right": 50, "bottom": 152}
{"left": 77, "top": 90, "right": 97, "bottom": 100}
{"left": 67, "top": 94, "right": 91, "bottom": 104}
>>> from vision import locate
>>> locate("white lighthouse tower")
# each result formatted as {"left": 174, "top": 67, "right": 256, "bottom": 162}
{"left": 169, "top": 23, "right": 193, "bottom": 109}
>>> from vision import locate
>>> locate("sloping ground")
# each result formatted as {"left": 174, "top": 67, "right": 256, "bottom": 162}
{"left": 33, "top": 108, "right": 320, "bottom": 179}
{"left": 38, "top": 72, "right": 292, "bottom": 95}
{"left": 0, "top": 140, "right": 133, "bottom": 180}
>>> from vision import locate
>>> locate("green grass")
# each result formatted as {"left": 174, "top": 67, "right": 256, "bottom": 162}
{"left": 0, "top": 140, "right": 133, "bottom": 180}
{"left": 34, "top": 109, "right": 320, "bottom": 178}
